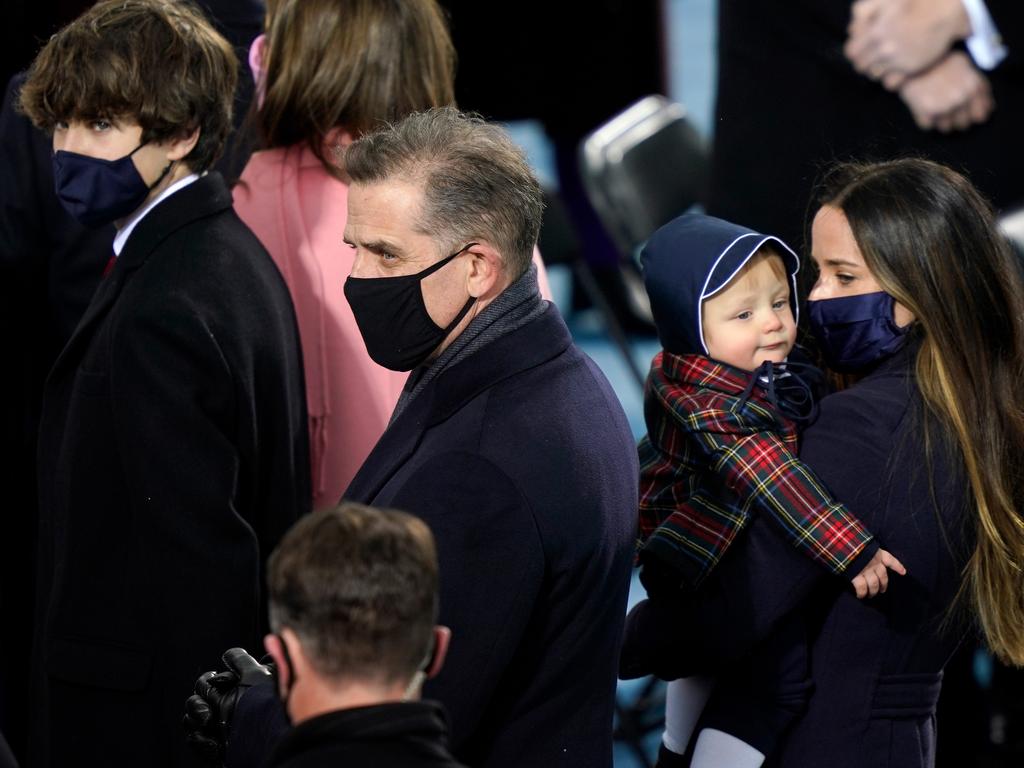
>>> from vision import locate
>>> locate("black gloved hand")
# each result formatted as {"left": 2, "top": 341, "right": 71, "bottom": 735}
{"left": 183, "top": 648, "right": 276, "bottom": 766}
{"left": 619, "top": 596, "right": 696, "bottom": 682}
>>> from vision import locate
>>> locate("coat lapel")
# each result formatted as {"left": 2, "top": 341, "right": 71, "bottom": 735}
{"left": 343, "top": 304, "right": 573, "bottom": 504}
{"left": 343, "top": 381, "right": 438, "bottom": 504}
{"left": 46, "top": 173, "right": 233, "bottom": 385}
{"left": 46, "top": 263, "right": 126, "bottom": 385}
{"left": 116, "top": 172, "right": 233, "bottom": 273}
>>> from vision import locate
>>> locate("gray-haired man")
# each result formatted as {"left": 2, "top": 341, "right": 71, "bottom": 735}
{"left": 188, "top": 108, "right": 638, "bottom": 768}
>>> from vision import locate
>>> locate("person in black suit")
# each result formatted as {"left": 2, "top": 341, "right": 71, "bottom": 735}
{"left": 708, "top": 0, "right": 1024, "bottom": 253}
{"left": 188, "top": 504, "right": 466, "bottom": 768}
{"left": 18, "top": 1, "right": 309, "bottom": 765}
{"left": 0, "top": 2, "right": 264, "bottom": 757}
{"left": 254, "top": 502, "right": 465, "bottom": 768}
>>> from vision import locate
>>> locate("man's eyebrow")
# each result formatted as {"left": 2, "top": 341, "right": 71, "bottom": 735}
{"left": 352, "top": 239, "right": 409, "bottom": 259}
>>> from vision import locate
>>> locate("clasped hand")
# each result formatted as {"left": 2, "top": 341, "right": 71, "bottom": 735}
{"left": 843, "top": 0, "right": 993, "bottom": 132}
{"left": 845, "top": 0, "right": 971, "bottom": 88}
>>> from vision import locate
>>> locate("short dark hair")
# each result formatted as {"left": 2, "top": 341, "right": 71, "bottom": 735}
{"left": 18, "top": 0, "right": 237, "bottom": 172}
{"left": 345, "top": 107, "right": 544, "bottom": 279}
{"left": 258, "top": 0, "right": 455, "bottom": 178}
{"left": 267, "top": 502, "right": 438, "bottom": 685}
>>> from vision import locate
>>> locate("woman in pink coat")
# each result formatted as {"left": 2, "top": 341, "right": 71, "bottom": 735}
{"left": 234, "top": 0, "right": 549, "bottom": 508}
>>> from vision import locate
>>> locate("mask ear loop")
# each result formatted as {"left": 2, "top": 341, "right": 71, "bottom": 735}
{"left": 147, "top": 160, "right": 175, "bottom": 190}
{"left": 401, "top": 636, "right": 438, "bottom": 701}
{"left": 274, "top": 631, "right": 298, "bottom": 710}
{"left": 439, "top": 294, "right": 477, "bottom": 335}
{"left": 127, "top": 141, "right": 176, "bottom": 191}
{"left": 425, "top": 242, "right": 481, "bottom": 335}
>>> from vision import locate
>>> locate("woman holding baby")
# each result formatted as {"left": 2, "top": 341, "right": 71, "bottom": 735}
{"left": 627, "top": 157, "right": 1024, "bottom": 767}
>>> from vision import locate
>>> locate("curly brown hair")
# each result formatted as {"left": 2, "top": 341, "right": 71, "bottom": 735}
{"left": 18, "top": 0, "right": 237, "bottom": 172}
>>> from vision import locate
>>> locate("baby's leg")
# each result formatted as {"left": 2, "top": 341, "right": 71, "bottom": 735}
{"left": 659, "top": 679, "right": 766, "bottom": 768}
{"left": 692, "top": 729, "right": 765, "bottom": 767}
{"left": 693, "top": 612, "right": 813, "bottom": 762}
{"left": 662, "top": 676, "right": 715, "bottom": 755}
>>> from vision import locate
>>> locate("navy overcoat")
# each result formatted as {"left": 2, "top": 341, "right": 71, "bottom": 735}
{"left": 684, "top": 339, "right": 972, "bottom": 767}
{"left": 346, "top": 304, "right": 639, "bottom": 767}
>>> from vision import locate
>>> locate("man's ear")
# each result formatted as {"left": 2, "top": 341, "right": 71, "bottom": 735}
{"left": 426, "top": 626, "right": 451, "bottom": 679}
{"left": 163, "top": 125, "right": 201, "bottom": 162}
{"left": 464, "top": 242, "right": 506, "bottom": 299}
{"left": 264, "top": 632, "right": 290, "bottom": 693}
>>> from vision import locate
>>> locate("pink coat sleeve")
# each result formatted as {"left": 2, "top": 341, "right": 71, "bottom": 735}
{"left": 234, "top": 147, "right": 407, "bottom": 509}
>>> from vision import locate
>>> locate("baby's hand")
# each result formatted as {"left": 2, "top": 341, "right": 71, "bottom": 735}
{"left": 850, "top": 548, "right": 907, "bottom": 598}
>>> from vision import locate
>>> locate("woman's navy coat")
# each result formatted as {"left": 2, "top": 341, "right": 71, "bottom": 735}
{"left": 684, "top": 339, "right": 973, "bottom": 767}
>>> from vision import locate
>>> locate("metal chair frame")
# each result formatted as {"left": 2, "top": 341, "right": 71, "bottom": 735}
{"left": 577, "top": 95, "right": 709, "bottom": 389}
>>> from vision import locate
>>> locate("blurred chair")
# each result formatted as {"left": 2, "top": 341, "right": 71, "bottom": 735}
{"left": 614, "top": 675, "right": 666, "bottom": 768}
{"left": 580, "top": 94, "right": 708, "bottom": 259}
{"left": 578, "top": 95, "right": 709, "bottom": 387}
{"left": 538, "top": 184, "right": 653, "bottom": 388}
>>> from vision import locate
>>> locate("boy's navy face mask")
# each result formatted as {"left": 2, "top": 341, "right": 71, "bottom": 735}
{"left": 52, "top": 143, "right": 170, "bottom": 228}
{"left": 807, "top": 291, "right": 909, "bottom": 373}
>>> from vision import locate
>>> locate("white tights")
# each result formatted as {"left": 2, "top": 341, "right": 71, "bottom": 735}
{"left": 662, "top": 677, "right": 765, "bottom": 767}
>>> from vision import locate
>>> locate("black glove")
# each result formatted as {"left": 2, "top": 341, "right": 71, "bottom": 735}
{"left": 619, "top": 596, "right": 696, "bottom": 682}
{"left": 183, "top": 648, "right": 276, "bottom": 766}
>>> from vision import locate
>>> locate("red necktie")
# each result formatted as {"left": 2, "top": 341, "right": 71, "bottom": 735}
{"left": 102, "top": 254, "right": 116, "bottom": 279}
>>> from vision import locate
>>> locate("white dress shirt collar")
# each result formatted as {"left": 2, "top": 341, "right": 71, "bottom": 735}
{"left": 112, "top": 172, "right": 202, "bottom": 256}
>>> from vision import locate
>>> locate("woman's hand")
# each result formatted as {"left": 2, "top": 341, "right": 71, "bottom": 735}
{"left": 851, "top": 548, "right": 907, "bottom": 598}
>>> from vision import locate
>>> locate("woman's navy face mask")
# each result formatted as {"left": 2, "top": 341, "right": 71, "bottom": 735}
{"left": 807, "top": 291, "right": 910, "bottom": 373}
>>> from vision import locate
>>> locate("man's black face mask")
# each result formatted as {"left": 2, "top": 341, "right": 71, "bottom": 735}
{"left": 343, "top": 243, "right": 478, "bottom": 371}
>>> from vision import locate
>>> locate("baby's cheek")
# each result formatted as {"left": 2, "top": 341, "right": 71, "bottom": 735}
{"left": 785, "top": 326, "right": 798, "bottom": 350}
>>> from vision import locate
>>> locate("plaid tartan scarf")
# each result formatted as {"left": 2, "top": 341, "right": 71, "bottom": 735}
{"left": 637, "top": 351, "right": 874, "bottom": 588}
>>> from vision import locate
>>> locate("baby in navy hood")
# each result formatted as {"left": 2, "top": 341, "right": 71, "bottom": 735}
{"left": 624, "top": 213, "right": 906, "bottom": 766}
{"left": 642, "top": 212, "right": 801, "bottom": 365}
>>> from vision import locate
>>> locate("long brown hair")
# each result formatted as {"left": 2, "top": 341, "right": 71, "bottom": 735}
{"left": 817, "top": 158, "right": 1024, "bottom": 665}
{"left": 256, "top": 0, "right": 455, "bottom": 178}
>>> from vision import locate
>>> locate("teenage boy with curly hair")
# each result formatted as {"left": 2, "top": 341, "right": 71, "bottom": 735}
{"left": 19, "top": 2, "right": 310, "bottom": 765}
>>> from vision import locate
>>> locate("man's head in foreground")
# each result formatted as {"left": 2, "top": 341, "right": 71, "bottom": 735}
{"left": 265, "top": 502, "right": 449, "bottom": 723}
